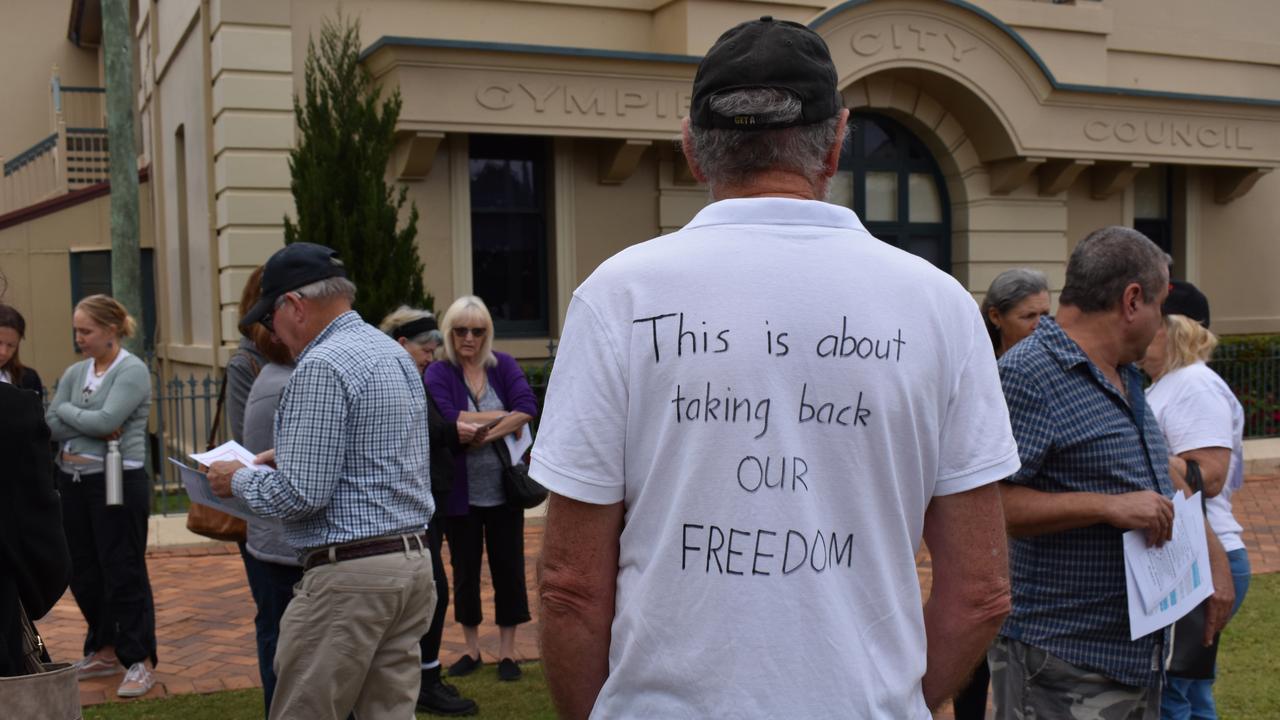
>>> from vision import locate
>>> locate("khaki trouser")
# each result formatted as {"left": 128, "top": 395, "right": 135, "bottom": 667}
{"left": 989, "top": 636, "right": 1161, "bottom": 720}
{"left": 269, "top": 542, "right": 435, "bottom": 720}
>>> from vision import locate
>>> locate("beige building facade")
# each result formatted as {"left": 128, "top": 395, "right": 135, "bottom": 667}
{"left": 2, "top": 0, "right": 1279, "bottom": 383}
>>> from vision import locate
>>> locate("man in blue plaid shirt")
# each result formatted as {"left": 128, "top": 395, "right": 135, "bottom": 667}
{"left": 990, "top": 226, "right": 1233, "bottom": 720}
{"left": 209, "top": 243, "right": 435, "bottom": 720}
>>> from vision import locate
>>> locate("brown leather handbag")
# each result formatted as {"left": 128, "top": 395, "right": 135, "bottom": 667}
{"left": 184, "top": 371, "right": 248, "bottom": 543}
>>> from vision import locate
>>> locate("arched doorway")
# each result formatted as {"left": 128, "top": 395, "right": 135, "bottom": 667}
{"left": 832, "top": 112, "right": 951, "bottom": 272}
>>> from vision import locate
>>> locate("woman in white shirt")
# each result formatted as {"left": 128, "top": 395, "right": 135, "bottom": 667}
{"left": 1139, "top": 285, "right": 1249, "bottom": 720}
{"left": 44, "top": 295, "right": 157, "bottom": 699}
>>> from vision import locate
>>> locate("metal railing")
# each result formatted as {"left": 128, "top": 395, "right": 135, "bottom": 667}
{"left": 1, "top": 133, "right": 60, "bottom": 212}
{"left": 55, "top": 83, "right": 106, "bottom": 130}
{"left": 38, "top": 332, "right": 1269, "bottom": 520}
{"left": 1210, "top": 341, "right": 1280, "bottom": 439}
{"left": 153, "top": 373, "right": 226, "bottom": 515}
{"left": 65, "top": 128, "right": 110, "bottom": 188}
{"left": 0, "top": 70, "right": 110, "bottom": 213}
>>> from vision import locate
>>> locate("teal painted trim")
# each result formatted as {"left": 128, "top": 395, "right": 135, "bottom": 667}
{"left": 4, "top": 133, "right": 58, "bottom": 176}
{"left": 361, "top": 36, "right": 701, "bottom": 65}
{"left": 1052, "top": 81, "right": 1280, "bottom": 108}
{"left": 61, "top": 85, "right": 106, "bottom": 93}
{"left": 810, "top": 0, "right": 1280, "bottom": 108}
{"left": 66, "top": 127, "right": 109, "bottom": 134}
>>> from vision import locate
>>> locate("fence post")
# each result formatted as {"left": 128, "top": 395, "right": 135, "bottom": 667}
{"left": 53, "top": 118, "right": 68, "bottom": 196}
{"left": 50, "top": 66, "right": 63, "bottom": 122}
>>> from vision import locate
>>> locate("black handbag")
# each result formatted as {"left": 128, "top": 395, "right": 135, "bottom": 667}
{"left": 18, "top": 598, "right": 47, "bottom": 676}
{"left": 493, "top": 437, "right": 549, "bottom": 510}
{"left": 465, "top": 385, "right": 548, "bottom": 510}
{"left": 1166, "top": 459, "right": 1220, "bottom": 679}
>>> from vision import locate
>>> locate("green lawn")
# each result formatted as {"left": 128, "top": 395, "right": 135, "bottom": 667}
{"left": 1214, "top": 571, "right": 1280, "bottom": 718}
{"left": 81, "top": 574, "right": 1280, "bottom": 719}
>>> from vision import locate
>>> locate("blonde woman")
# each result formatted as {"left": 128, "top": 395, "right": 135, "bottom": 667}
{"left": 425, "top": 296, "right": 537, "bottom": 682}
{"left": 1139, "top": 282, "right": 1249, "bottom": 720}
{"left": 45, "top": 294, "right": 157, "bottom": 698}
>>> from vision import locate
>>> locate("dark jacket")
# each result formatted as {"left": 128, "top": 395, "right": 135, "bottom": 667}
{"left": 12, "top": 366, "right": 44, "bottom": 401}
{"left": 425, "top": 351, "right": 539, "bottom": 517}
{"left": 0, "top": 383, "right": 71, "bottom": 676}
{"left": 424, "top": 378, "right": 458, "bottom": 508}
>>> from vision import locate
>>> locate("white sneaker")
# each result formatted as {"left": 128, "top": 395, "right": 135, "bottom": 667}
{"left": 116, "top": 661, "right": 155, "bottom": 698}
{"left": 75, "top": 651, "right": 121, "bottom": 679}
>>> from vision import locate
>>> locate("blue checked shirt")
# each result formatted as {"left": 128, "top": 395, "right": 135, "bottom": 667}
{"left": 231, "top": 311, "right": 433, "bottom": 552}
{"left": 998, "top": 317, "right": 1172, "bottom": 688}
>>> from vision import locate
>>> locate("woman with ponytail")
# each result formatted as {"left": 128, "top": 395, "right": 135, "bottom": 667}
{"left": 45, "top": 294, "right": 158, "bottom": 698}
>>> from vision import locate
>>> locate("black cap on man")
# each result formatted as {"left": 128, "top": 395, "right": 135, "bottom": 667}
{"left": 240, "top": 242, "right": 347, "bottom": 331}
{"left": 691, "top": 16, "right": 841, "bottom": 130}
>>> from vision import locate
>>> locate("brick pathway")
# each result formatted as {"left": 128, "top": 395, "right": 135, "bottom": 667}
{"left": 42, "top": 475, "right": 1280, "bottom": 709}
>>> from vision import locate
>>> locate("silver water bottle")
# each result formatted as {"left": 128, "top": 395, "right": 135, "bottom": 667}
{"left": 105, "top": 440, "right": 124, "bottom": 506}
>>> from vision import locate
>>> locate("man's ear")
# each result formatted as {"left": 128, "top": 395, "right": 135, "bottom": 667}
{"left": 823, "top": 108, "right": 851, "bottom": 179}
{"left": 1121, "top": 282, "right": 1144, "bottom": 320}
{"left": 680, "top": 118, "right": 708, "bottom": 184}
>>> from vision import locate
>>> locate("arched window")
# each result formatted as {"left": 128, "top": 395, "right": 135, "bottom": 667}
{"left": 831, "top": 112, "right": 951, "bottom": 272}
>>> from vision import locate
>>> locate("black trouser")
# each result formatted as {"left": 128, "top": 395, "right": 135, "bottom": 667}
{"left": 444, "top": 505, "right": 530, "bottom": 628}
{"left": 238, "top": 544, "right": 303, "bottom": 716}
{"left": 417, "top": 519, "right": 450, "bottom": 665}
{"left": 58, "top": 468, "right": 158, "bottom": 668}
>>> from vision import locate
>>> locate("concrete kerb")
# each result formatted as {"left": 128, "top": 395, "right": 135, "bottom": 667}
{"left": 1245, "top": 437, "right": 1280, "bottom": 477}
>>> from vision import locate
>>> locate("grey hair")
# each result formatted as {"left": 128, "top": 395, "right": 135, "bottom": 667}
{"left": 378, "top": 305, "right": 443, "bottom": 346}
{"left": 1059, "top": 226, "right": 1171, "bottom": 313}
{"left": 292, "top": 276, "right": 357, "bottom": 304}
{"left": 981, "top": 268, "right": 1050, "bottom": 351}
{"left": 686, "top": 88, "right": 841, "bottom": 193}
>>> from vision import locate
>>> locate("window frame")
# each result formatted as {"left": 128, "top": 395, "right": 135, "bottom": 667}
{"left": 68, "top": 248, "right": 158, "bottom": 352}
{"left": 468, "top": 134, "right": 552, "bottom": 338}
{"left": 839, "top": 112, "right": 952, "bottom": 272}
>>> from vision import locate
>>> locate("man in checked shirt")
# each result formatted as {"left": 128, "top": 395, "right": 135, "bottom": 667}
{"left": 991, "top": 226, "right": 1235, "bottom": 720}
{"left": 208, "top": 242, "right": 435, "bottom": 720}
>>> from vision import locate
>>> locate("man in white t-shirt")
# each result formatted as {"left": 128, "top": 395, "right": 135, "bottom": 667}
{"left": 530, "top": 16, "right": 1021, "bottom": 719}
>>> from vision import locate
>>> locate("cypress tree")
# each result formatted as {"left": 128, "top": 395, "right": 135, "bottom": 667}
{"left": 284, "top": 14, "right": 431, "bottom": 321}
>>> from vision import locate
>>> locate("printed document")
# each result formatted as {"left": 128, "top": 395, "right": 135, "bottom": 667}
{"left": 190, "top": 440, "right": 273, "bottom": 472}
{"left": 1124, "top": 491, "right": 1213, "bottom": 640}
{"left": 505, "top": 424, "right": 534, "bottom": 464}
{"left": 168, "top": 458, "right": 281, "bottom": 528}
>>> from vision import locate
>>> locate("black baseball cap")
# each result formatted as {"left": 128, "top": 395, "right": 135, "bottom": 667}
{"left": 691, "top": 16, "right": 841, "bottom": 130}
{"left": 1162, "top": 279, "right": 1211, "bottom": 328}
{"left": 240, "top": 242, "right": 347, "bottom": 330}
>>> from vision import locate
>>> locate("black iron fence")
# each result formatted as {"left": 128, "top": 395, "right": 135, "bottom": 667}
{"left": 1210, "top": 337, "right": 1280, "bottom": 440}
{"left": 50, "top": 335, "right": 1266, "bottom": 518}
{"left": 152, "top": 373, "right": 225, "bottom": 515}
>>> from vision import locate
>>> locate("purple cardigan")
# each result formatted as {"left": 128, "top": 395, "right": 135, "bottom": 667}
{"left": 425, "top": 351, "right": 539, "bottom": 517}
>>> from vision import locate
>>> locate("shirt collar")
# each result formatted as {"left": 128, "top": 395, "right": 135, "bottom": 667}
{"left": 297, "top": 310, "right": 362, "bottom": 361}
{"left": 1034, "top": 315, "right": 1147, "bottom": 402}
{"left": 1032, "top": 317, "right": 1089, "bottom": 370}
{"left": 683, "top": 198, "right": 870, "bottom": 233}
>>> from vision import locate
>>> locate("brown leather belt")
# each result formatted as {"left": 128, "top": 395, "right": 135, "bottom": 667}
{"left": 303, "top": 531, "right": 428, "bottom": 571}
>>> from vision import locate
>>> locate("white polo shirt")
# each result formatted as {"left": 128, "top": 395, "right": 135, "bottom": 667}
{"left": 531, "top": 198, "right": 1020, "bottom": 719}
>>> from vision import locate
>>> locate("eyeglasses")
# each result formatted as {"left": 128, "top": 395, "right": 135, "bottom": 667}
{"left": 451, "top": 326, "right": 487, "bottom": 339}
{"left": 260, "top": 293, "right": 293, "bottom": 333}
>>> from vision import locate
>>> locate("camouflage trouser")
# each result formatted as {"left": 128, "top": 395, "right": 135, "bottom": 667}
{"left": 988, "top": 637, "right": 1160, "bottom": 720}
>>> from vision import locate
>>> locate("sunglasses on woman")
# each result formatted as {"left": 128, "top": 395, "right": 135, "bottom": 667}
{"left": 452, "top": 326, "right": 487, "bottom": 338}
